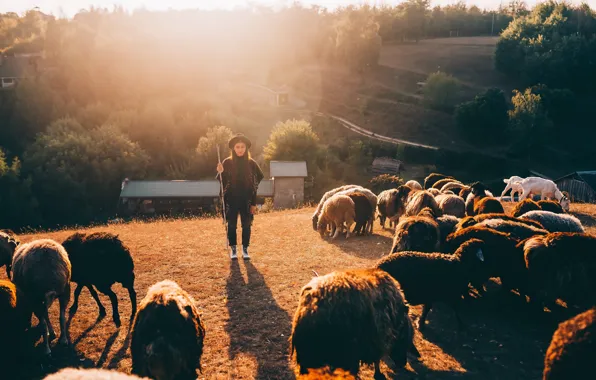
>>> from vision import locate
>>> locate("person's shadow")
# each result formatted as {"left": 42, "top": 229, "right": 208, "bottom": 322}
{"left": 226, "top": 259, "right": 296, "bottom": 379}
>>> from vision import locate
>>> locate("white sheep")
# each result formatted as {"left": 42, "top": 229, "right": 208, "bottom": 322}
{"left": 518, "top": 177, "right": 570, "bottom": 211}
{"left": 501, "top": 176, "right": 525, "bottom": 201}
{"left": 520, "top": 211, "right": 585, "bottom": 233}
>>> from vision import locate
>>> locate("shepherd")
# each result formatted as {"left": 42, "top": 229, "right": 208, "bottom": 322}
{"left": 216, "top": 133, "right": 264, "bottom": 260}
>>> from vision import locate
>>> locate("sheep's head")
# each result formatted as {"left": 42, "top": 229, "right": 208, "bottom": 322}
{"left": 455, "top": 238, "right": 486, "bottom": 266}
{"left": 0, "top": 232, "right": 19, "bottom": 263}
{"left": 145, "top": 337, "right": 185, "bottom": 380}
{"left": 311, "top": 214, "right": 319, "bottom": 231}
{"left": 316, "top": 218, "right": 329, "bottom": 238}
{"left": 469, "top": 182, "right": 490, "bottom": 196}
{"left": 560, "top": 196, "right": 570, "bottom": 212}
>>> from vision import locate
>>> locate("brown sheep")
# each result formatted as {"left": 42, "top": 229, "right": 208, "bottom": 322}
{"left": 391, "top": 212, "right": 440, "bottom": 254}
{"left": 511, "top": 198, "right": 541, "bottom": 217}
{"left": 376, "top": 186, "right": 411, "bottom": 229}
{"left": 290, "top": 269, "right": 418, "bottom": 379}
{"left": 440, "top": 181, "right": 465, "bottom": 194}
{"left": 538, "top": 200, "right": 565, "bottom": 214}
{"left": 312, "top": 185, "right": 362, "bottom": 231}
{"left": 12, "top": 239, "right": 71, "bottom": 357}
{"left": 459, "top": 186, "right": 472, "bottom": 200}
{"left": 543, "top": 307, "right": 596, "bottom": 380}
{"left": 131, "top": 280, "right": 206, "bottom": 380}
{"left": 427, "top": 188, "right": 441, "bottom": 196}
{"left": 436, "top": 194, "right": 465, "bottom": 218}
{"left": 0, "top": 279, "right": 31, "bottom": 373}
{"left": 317, "top": 195, "right": 356, "bottom": 239}
{"left": 474, "top": 197, "right": 505, "bottom": 215}
{"left": 465, "top": 182, "right": 493, "bottom": 216}
{"left": 455, "top": 213, "right": 545, "bottom": 232}
{"left": 296, "top": 368, "right": 357, "bottom": 380}
{"left": 405, "top": 190, "right": 442, "bottom": 217}
{"left": 0, "top": 230, "right": 19, "bottom": 279}
{"left": 523, "top": 232, "right": 596, "bottom": 311}
{"left": 347, "top": 192, "right": 374, "bottom": 236}
{"left": 476, "top": 219, "right": 548, "bottom": 241}
{"left": 404, "top": 180, "right": 422, "bottom": 191}
{"left": 424, "top": 173, "right": 454, "bottom": 189}
{"left": 433, "top": 178, "right": 461, "bottom": 190}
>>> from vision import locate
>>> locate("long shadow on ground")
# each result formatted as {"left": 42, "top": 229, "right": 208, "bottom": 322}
{"left": 327, "top": 232, "right": 393, "bottom": 260}
{"left": 226, "top": 259, "right": 295, "bottom": 379}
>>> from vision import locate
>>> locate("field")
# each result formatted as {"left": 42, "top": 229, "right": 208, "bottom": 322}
{"left": 9, "top": 202, "right": 596, "bottom": 379}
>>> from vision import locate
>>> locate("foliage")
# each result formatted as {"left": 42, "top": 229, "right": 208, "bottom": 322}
{"left": 455, "top": 87, "right": 509, "bottom": 142}
{"left": 423, "top": 71, "right": 461, "bottom": 110}
{"left": 263, "top": 119, "right": 321, "bottom": 174}
{"left": 508, "top": 87, "right": 553, "bottom": 154}
{"left": 195, "top": 126, "right": 235, "bottom": 178}
{"left": 369, "top": 174, "right": 404, "bottom": 193}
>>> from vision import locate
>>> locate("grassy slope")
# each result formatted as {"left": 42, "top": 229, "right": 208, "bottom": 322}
{"left": 10, "top": 202, "right": 596, "bottom": 379}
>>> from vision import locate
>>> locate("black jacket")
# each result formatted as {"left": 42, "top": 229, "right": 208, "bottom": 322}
{"left": 220, "top": 157, "right": 264, "bottom": 206}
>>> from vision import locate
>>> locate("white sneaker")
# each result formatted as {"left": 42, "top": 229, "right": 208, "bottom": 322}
{"left": 242, "top": 246, "right": 250, "bottom": 260}
{"left": 230, "top": 246, "right": 238, "bottom": 260}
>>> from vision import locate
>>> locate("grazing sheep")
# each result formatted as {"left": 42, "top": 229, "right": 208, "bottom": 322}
{"left": 43, "top": 368, "right": 146, "bottom": 379}
{"left": 405, "top": 180, "right": 422, "bottom": 191}
{"left": 501, "top": 176, "right": 525, "bottom": 200}
{"left": 376, "top": 186, "right": 411, "bottom": 229}
{"left": 405, "top": 190, "right": 442, "bottom": 217}
{"left": 335, "top": 187, "right": 378, "bottom": 234}
{"left": 390, "top": 212, "right": 440, "bottom": 254}
{"left": 543, "top": 307, "right": 596, "bottom": 380}
{"left": 520, "top": 211, "right": 584, "bottom": 233}
{"left": 473, "top": 197, "right": 505, "bottom": 215}
{"left": 12, "top": 239, "right": 71, "bottom": 357}
{"left": 297, "top": 367, "right": 357, "bottom": 380}
{"left": 312, "top": 185, "right": 362, "bottom": 231}
{"left": 455, "top": 213, "right": 545, "bottom": 232}
{"left": 62, "top": 232, "right": 137, "bottom": 327}
{"left": 465, "top": 182, "right": 494, "bottom": 216}
{"left": 436, "top": 194, "right": 465, "bottom": 218}
{"left": 347, "top": 192, "right": 373, "bottom": 236}
{"left": 290, "top": 269, "right": 418, "bottom": 379}
{"left": 459, "top": 186, "right": 472, "bottom": 200}
{"left": 317, "top": 195, "right": 356, "bottom": 239}
{"left": 518, "top": 177, "right": 570, "bottom": 211}
{"left": 131, "top": 280, "right": 206, "bottom": 380}
{"left": 424, "top": 173, "right": 453, "bottom": 189}
{"left": 511, "top": 199, "right": 541, "bottom": 217}
{"left": 376, "top": 239, "right": 486, "bottom": 330}
{"left": 537, "top": 200, "right": 565, "bottom": 214}
{"left": 432, "top": 178, "right": 461, "bottom": 190}
{"left": 440, "top": 181, "right": 465, "bottom": 194}
{"left": 523, "top": 232, "right": 596, "bottom": 310}
{"left": 476, "top": 219, "right": 548, "bottom": 240}
{"left": 0, "top": 230, "right": 19, "bottom": 279}
{"left": 427, "top": 188, "right": 441, "bottom": 196}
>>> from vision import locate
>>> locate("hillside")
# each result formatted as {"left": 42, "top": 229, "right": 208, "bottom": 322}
{"left": 10, "top": 203, "right": 596, "bottom": 379}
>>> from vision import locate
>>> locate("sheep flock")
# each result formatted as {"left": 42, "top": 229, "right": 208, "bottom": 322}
{"left": 1, "top": 172, "right": 595, "bottom": 380}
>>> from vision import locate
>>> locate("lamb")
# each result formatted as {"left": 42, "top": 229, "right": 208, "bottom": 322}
{"left": 404, "top": 179, "right": 422, "bottom": 191}
{"left": 376, "top": 187, "right": 410, "bottom": 229}
{"left": 476, "top": 219, "right": 548, "bottom": 241}
{"left": 61, "top": 232, "right": 137, "bottom": 327}
{"left": 0, "top": 230, "right": 19, "bottom": 279}
{"left": 312, "top": 185, "right": 362, "bottom": 231}
{"left": 347, "top": 192, "right": 373, "bottom": 236}
{"left": 43, "top": 368, "right": 146, "bottom": 379}
{"left": 424, "top": 173, "right": 454, "bottom": 189}
{"left": 405, "top": 190, "right": 442, "bottom": 217}
{"left": 543, "top": 307, "right": 596, "bottom": 380}
{"left": 500, "top": 176, "right": 525, "bottom": 200}
{"left": 455, "top": 213, "right": 545, "bottom": 232}
{"left": 473, "top": 197, "right": 505, "bottom": 215}
{"left": 131, "top": 280, "right": 206, "bottom": 380}
{"left": 436, "top": 194, "right": 465, "bottom": 218}
{"left": 376, "top": 239, "right": 486, "bottom": 330}
{"left": 520, "top": 211, "right": 584, "bottom": 233}
{"left": 11, "top": 239, "right": 71, "bottom": 357}
{"left": 511, "top": 198, "right": 541, "bottom": 217}
{"left": 290, "top": 269, "right": 419, "bottom": 379}
{"left": 317, "top": 195, "right": 356, "bottom": 239}
{"left": 390, "top": 212, "right": 440, "bottom": 254}
{"left": 523, "top": 232, "right": 596, "bottom": 310}
{"left": 537, "top": 200, "right": 565, "bottom": 214}
{"left": 518, "top": 177, "right": 570, "bottom": 211}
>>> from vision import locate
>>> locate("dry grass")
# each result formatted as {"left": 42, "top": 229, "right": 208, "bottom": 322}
{"left": 8, "top": 203, "right": 596, "bottom": 379}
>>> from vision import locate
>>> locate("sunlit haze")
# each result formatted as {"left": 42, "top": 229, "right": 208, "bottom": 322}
{"left": 3, "top": 0, "right": 596, "bottom": 17}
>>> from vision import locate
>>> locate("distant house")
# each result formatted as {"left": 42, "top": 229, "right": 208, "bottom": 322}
{"left": 0, "top": 53, "right": 42, "bottom": 89}
{"left": 371, "top": 157, "right": 403, "bottom": 176}
{"left": 270, "top": 161, "right": 308, "bottom": 209}
{"left": 244, "top": 83, "right": 290, "bottom": 106}
{"left": 554, "top": 171, "right": 596, "bottom": 203}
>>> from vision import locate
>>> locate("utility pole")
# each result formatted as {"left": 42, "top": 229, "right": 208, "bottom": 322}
{"left": 491, "top": 12, "right": 495, "bottom": 35}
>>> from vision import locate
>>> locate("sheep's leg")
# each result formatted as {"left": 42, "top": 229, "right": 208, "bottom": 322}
{"left": 88, "top": 285, "right": 107, "bottom": 317}
{"left": 127, "top": 285, "right": 137, "bottom": 322}
{"left": 5, "top": 265, "right": 10, "bottom": 279}
{"left": 373, "top": 361, "right": 386, "bottom": 380}
{"left": 500, "top": 183, "right": 511, "bottom": 198}
{"left": 99, "top": 286, "right": 121, "bottom": 327}
{"left": 34, "top": 306, "right": 52, "bottom": 356}
{"left": 332, "top": 223, "right": 341, "bottom": 240}
{"left": 58, "top": 284, "right": 71, "bottom": 346}
{"left": 417, "top": 304, "right": 432, "bottom": 331}
{"left": 390, "top": 332, "right": 409, "bottom": 368}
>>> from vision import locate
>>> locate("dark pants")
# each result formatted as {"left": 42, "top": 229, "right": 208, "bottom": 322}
{"left": 225, "top": 199, "right": 253, "bottom": 247}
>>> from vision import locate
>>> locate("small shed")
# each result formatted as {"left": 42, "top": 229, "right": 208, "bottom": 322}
{"left": 371, "top": 157, "right": 403, "bottom": 176}
{"left": 270, "top": 161, "right": 308, "bottom": 209}
{"left": 119, "top": 179, "right": 274, "bottom": 215}
{"left": 554, "top": 171, "right": 596, "bottom": 203}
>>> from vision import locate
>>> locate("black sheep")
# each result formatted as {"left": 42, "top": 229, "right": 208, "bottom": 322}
{"left": 347, "top": 192, "right": 373, "bottom": 236}
{"left": 62, "top": 232, "right": 136, "bottom": 327}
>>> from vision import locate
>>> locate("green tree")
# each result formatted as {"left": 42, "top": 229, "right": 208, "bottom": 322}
{"left": 263, "top": 119, "right": 320, "bottom": 173}
{"left": 455, "top": 88, "right": 509, "bottom": 142}
{"left": 508, "top": 87, "right": 553, "bottom": 154}
{"left": 423, "top": 71, "right": 461, "bottom": 110}
{"left": 195, "top": 125, "right": 234, "bottom": 178}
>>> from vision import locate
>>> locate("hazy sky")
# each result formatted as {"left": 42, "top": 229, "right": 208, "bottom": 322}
{"left": 1, "top": 0, "right": 595, "bottom": 17}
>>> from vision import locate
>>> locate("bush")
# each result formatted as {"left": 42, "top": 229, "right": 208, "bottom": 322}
{"left": 423, "top": 71, "right": 461, "bottom": 111}
{"left": 369, "top": 174, "right": 404, "bottom": 193}
{"left": 455, "top": 87, "right": 509, "bottom": 143}
{"left": 508, "top": 87, "right": 553, "bottom": 155}
{"left": 263, "top": 119, "right": 320, "bottom": 174}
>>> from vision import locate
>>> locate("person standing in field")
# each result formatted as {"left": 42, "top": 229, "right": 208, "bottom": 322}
{"left": 217, "top": 133, "right": 264, "bottom": 260}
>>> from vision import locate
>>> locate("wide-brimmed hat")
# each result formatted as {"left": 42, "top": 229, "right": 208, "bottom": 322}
{"left": 228, "top": 133, "right": 252, "bottom": 149}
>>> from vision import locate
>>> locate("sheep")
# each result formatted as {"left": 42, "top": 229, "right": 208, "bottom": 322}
{"left": 523, "top": 232, "right": 596, "bottom": 310}
{"left": 405, "top": 190, "right": 442, "bottom": 217}
{"left": 297, "top": 368, "right": 357, "bottom": 380}
{"left": 436, "top": 214, "right": 460, "bottom": 249}
{"left": 404, "top": 179, "right": 422, "bottom": 191}
{"left": 390, "top": 212, "right": 440, "bottom": 254}
{"left": 459, "top": 186, "right": 472, "bottom": 200}
{"left": 518, "top": 177, "right": 570, "bottom": 211}
{"left": 376, "top": 239, "right": 486, "bottom": 330}
{"left": 43, "top": 368, "right": 146, "bottom": 379}
{"left": 317, "top": 195, "right": 356, "bottom": 239}
{"left": 0, "top": 279, "right": 31, "bottom": 369}
{"left": 511, "top": 198, "right": 542, "bottom": 217}
{"left": 290, "top": 268, "right": 419, "bottom": 379}
{"left": 312, "top": 185, "right": 362, "bottom": 231}
{"left": 376, "top": 186, "right": 411, "bottom": 229}
{"left": 334, "top": 187, "right": 378, "bottom": 234}
{"left": 440, "top": 181, "right": 465, "bottom": 194}
{"left": 0, "top": 230, "right": 19, "bottom": 279}
{"left": 433, "top": 178, "right": 461, "bottom": 190}
{"left": 436, "top": 194, "right": 465, "bottom": 218}
{"left": 520, "top": 211, "right": 584, "bottom": 233}
{"left": 131, "top": 280, "right": 206, "bottom": 380}
{"left": 61, "top": 232, "right": 137, "bottom": 327}
{"left": 427, "top": 188, "right": 441, "bottom": 196}
{"left": 424, "top": 173, "right": 453, "bottom": 189}
{"left": 347, "top": 192, "right": 373, "bottom": 236}
{"left": 11, "top": 239, "right": 71, "bottom": 357}
{"left": 455, "top": 213, "right": 546, "bottom": 232}
{"left": 543, "top": 307, "right": 596, "bottom": 380}
{"left": 476, "top": 219, "right": 548, "bottom": 241}
{"left": 442, "top": 190, "right": 455, "bottom": 195}
{"left": 537, "top": 200, "right": 565, "bottom": 214}
{"left": 473, "top": 197, "right": 505, "bottom": 215}
{"left": 465, "top": 182, "right": 494, "bottom": 216}
{"left": 501, "top": 176, "right": 525, "bottom": 200}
